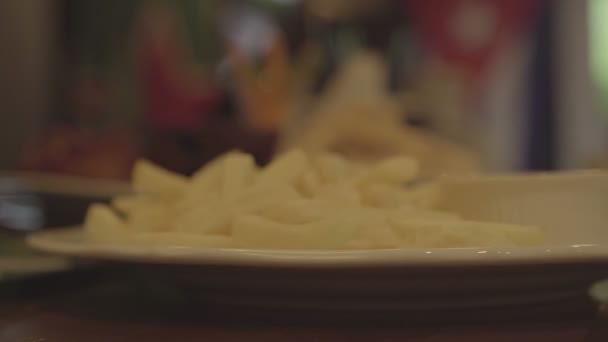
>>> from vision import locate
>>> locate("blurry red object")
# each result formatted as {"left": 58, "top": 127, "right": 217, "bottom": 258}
{"left": 134, "top": 5, "right": 220, "bottom": 131}
{"left": 404, "top": 0, "right": 545, "bottom": 86}
{"left": 19, "top": 126, "right": 140, "bottom": 180}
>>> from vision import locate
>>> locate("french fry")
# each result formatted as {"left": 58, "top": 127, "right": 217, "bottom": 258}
{"left": 86, "top": 150, "right": 544, "bottom": 250}
{"left": 221, "top": 152, "right": 257, "bottom": 200}
{"left": 390, "top": 219, "right": 543, "bottom": 248}
{"left": 177, "top": 153, "right": 246, "bottom": 212}
{"left": 257, "top": 199, "right": 325, "bottom": 224}
{"left": 174, "top": 191, "right": 220, "bottom": 215}
{"left": 389, "top": 208, "right": 460, "bottom": 222}
{"left": 232, "top": 215, "right": 356, "bottom": 250}
{"left": 313, "top": 152, "right": 350, "bottom": 184}
{"left": 127, "top": 200, "right": 173, "bottom": 232}
{"left": 111, "top": 195, "right": 141, "bottom": 215}
{"left": 187, "top": 152, "right": 231, "bottom": 195}
{"left": 359, "top": 184, "right": 403, "bottom": 208}
{"left": 132, "top": 160, "right": 188, "bottom": 198}
{"left": 315, "top": 182, "right": 361, "bottom": 205}
{"left": 398, "top": 183, "right": 441, "bottom": 209}
{"left": 254, "top": 149, "right": 309, "bottom": 187}
{"left": 294, "top": 169, "right": 321, "bottom": 197}
{"left": 358, "top": 157, "right": 419, "bottom": 186}
{"left": 174, "top": 204, "right": 233, "bottom": 235}
{"left": 84, "top": 204, "right": 125, "bottom": 243}
{"left": 236, "top": 183, "right": 301, "bottom": 212}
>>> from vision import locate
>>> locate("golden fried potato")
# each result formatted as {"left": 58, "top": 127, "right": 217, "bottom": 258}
{"left": 85, "top": 150, "right": 543, "bottom": 250}
{"left": 132, "top": 160, "right": 188, "bottom": 198}
{"left": 84, "top": 204, "right": 125, "bottom": 243}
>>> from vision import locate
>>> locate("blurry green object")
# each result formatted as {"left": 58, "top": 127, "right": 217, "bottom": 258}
{"left": 590, "top": 0, "right": 608, "bottom": 120}
{"left": 590, "top": 279, "right": 608, "bottom": 305}
{"left": 0, "top": 231, "right": 72, "bottom": 283}
{"left": 0, "top": 231, "right": 33, "bottom": 257}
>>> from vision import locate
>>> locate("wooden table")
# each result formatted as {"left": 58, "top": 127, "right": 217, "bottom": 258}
{"left": 1, "top": 269, "right": 607, "bottom": 342}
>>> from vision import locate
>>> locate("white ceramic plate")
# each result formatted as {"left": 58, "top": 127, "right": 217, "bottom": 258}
{"left": 24, "top": 227, "right": 608, "bottom": 267}
{"left": 27, "top": 171, "right": 608, "bottom": 312}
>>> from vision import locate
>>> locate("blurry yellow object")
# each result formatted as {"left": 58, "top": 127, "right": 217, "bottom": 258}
{"left": 229, "top": 34, "right": 320, "bottom": 133}
{"left": 132, "top": 160, "right": 188, "bottom": 199}
{"left": 84, "top": 150, "right": 541, "bottom": 250}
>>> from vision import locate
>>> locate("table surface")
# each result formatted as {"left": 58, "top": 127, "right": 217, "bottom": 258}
{"left": 1, "top": 268, "right": 607, "bottom": 342}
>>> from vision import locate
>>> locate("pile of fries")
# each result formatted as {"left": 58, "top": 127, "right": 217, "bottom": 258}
{"left": 85, "top": 150, "right": 543, "bottom": 249}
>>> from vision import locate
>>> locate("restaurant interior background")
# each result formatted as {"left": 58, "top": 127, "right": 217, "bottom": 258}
{"left": 1, "top": 0, "right": 607, "bottom": 181}
{"left": 2, "top": 2, "right": 608, "bottom": 339}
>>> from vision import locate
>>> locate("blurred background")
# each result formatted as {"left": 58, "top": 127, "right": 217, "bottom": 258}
{"left": 1, "top": 0, "right": 607, "bottom": 180}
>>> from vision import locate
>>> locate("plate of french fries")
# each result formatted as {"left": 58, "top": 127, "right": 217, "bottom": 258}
{"left": 27, "top": 149, "right": 608, "bottom": 266}
{"left": 26, "top": 152, "right": 608, "bottom": 310}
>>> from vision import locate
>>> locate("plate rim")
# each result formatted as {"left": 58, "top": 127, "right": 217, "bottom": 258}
{"left": 27, "top": 227, "right": 608, "bottom": 268}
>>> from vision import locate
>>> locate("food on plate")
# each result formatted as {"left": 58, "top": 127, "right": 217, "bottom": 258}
{"left": 277, "top": 51, "right": 480, "bottom": 177}
{"left": 84, "top": 150, "right": 543, "bottom": 249}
